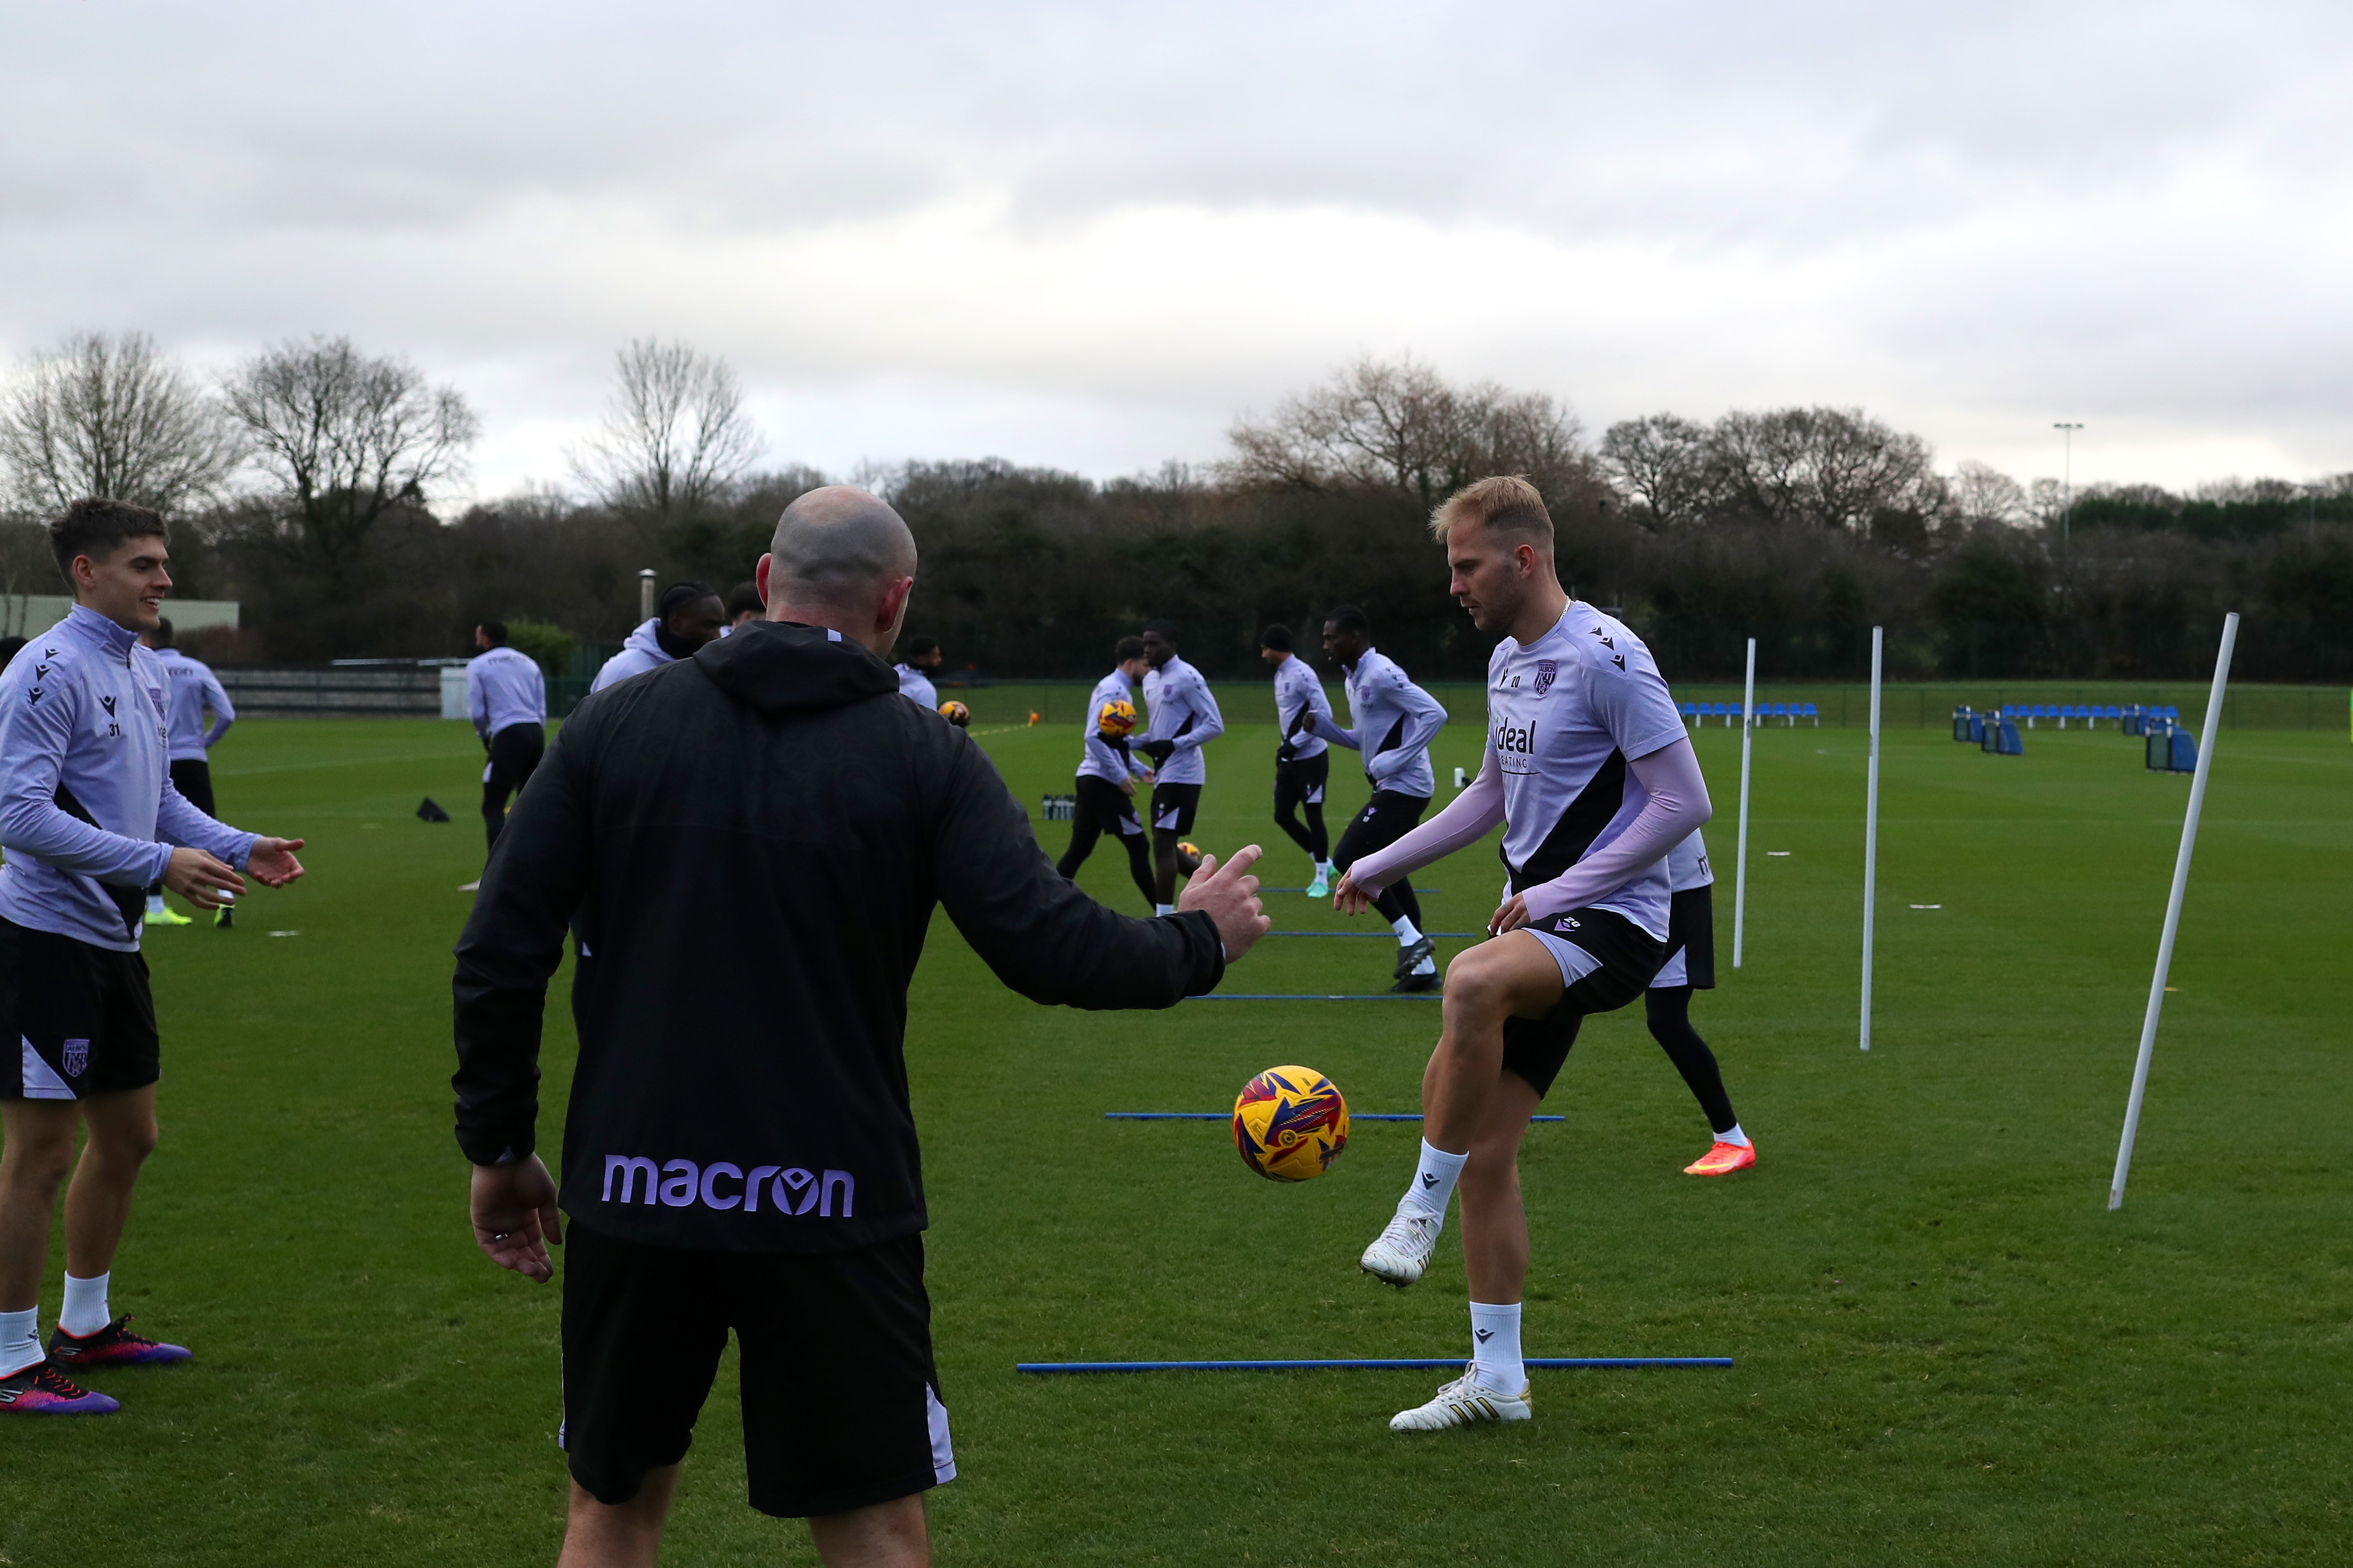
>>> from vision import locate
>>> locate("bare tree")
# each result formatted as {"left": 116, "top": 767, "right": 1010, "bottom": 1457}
{"left": 1598, "top": 413, "right": 1713, "bottom": 528}
{"left": 1706, "top": 407, "right": 1946, "bottom": 533}
{"left": 1951, "top": 460, "right": 2031, "bottom": 529}
{"left": 569, "top": 340, "right": 764, "bottom": 522}
{"left": 1224, "top": 355, "right": 1591, "bottom": 510}
{"left": 221, "top": 336, "right": 479, "bottom": 577}
{"left": 0, "top": 331, "right": 243, "bottom": 516}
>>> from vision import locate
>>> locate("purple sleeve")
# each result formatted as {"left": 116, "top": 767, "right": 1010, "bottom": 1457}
{"left": 1518, "top": 737, "right": 1711, "bottom": 923}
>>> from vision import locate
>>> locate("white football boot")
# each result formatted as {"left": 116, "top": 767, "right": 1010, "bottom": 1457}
{"left": 1389, "top": 1373, "right": 1533, "bottom": 1431}
{"left": 1358, "top": 1207, "right": 1445, "bottom": 1286}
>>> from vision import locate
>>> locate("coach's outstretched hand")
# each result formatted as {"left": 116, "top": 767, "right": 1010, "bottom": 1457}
{"left": 1177, "top": 843, "right": 1272, "bottom": 961}
{"left": 471, "top": 1155, "right": 565, "bottom": 1284}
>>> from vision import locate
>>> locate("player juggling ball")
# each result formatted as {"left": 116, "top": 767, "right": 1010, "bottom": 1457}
{"left": 1334, "top": 476, "right": 1710, "bottom": 1434}
{"left": 0, "top": 500, "right": 305, "bottom": 1416}
{"left": 1055, "top": 635, "right": 1157, "bottom": 910}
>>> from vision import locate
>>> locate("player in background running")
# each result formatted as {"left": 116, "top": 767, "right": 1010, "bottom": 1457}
{"left": 1647, "top": 830, "right": 1756, "bottom": 1175}
{"left": 592, "top": 583, "right": 725, "bottom": 693}
{"left": 1261, "top": 625, "right": 1337, "bottom": 896}
{"left": 1334, "top": 476, "right": 1711, "bottom": 1434}
{"left": 1134, "top": 622, "right": 1225, "bottom": 914}
{"left": 468, "top": 621, "right": 549, "bottom": 855}
{"left": 1055, "top": 636, "right": 1157, "bottom": 910}
{"left": 1308, "top": 607, "right": 1448, "bottom": 992}
{"left": 134, "top": 618, "right": 236, "bottom": 929}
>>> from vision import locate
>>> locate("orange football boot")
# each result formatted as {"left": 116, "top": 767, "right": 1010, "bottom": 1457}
{"left": 1683, "top": 1139, "right": 1756, "bottom": 1176}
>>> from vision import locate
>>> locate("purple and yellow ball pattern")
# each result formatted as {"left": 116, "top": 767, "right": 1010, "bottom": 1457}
{"left": 1232, "top": 1065, "right": 1350, "bottom": 1182}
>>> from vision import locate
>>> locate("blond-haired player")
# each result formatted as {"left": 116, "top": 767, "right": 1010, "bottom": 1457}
{"left": 1334, "top": 476, "right": 1713, "bottom": 1432}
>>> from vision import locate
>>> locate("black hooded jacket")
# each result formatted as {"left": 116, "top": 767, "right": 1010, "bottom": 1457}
{"left": 452, "top": 620, "right": 1225, "bottom": 1252}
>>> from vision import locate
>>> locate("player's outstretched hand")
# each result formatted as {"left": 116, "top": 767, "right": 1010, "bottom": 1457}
{"left": 1488, "top": 893, "right": 1532, "bottom": 936}
{"left": 163, "top": 847, "right": 245, "bottom": 909}
{"left": 1331, "top": 869, "right": 1376, "bottom": 916}
{"left": 471, "top": 1156, "right": 564, "bottom": 1284}
{"left": 246, "top": 837, "right": 306, "bottom": 888}
{"left": 1178, "top": 843, "right": 1272, "bottom": 960}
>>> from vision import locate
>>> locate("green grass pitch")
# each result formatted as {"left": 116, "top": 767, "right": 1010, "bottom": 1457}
{"left": 2, "top": 707, "right": 2348, "bottom": 1564}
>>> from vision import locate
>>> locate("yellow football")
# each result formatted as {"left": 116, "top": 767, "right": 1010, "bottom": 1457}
{"left": 1233, "top": 1065, "right": 1350, "bottom": 1182}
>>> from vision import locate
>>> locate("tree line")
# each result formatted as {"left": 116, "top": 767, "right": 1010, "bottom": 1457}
{"left": 3, "top": 336, "right": 2348, "bottom": 683}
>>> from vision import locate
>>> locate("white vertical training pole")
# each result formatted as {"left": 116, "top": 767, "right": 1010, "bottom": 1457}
{"left": 1733, "top": 638, "right": 1756, "bottom": 968}
{"left": 1859, "top": 626, "right": 1883, "bottom": 1052}
{"left": 2110, "top": 612, "right": 2240, "bottom": 1211}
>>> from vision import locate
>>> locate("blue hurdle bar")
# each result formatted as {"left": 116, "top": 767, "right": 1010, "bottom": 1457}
{"left": 1106, "top": 1112, "right": 1564, "bottom": 1123}
{"left": 1186, "top": 993, "right": 1443, "bottom": 1001}
{"left": 1018, "top": 1357, "right": 1732, "bottom": 1374}
{"left": 1269, "top": 930, "right": 1478, "bottom": 938}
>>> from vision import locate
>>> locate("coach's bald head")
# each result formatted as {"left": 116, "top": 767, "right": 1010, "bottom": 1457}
{"left": 758, "top": 486, "right": 920, "bottom": 655}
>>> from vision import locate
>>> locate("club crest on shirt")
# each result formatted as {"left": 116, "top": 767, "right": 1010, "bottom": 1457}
{"left": 62, "top": 1038, "right": 89, "bottom": 1077}
{"left": 1533, "top": 660, "right": 1557, "bottom": 695}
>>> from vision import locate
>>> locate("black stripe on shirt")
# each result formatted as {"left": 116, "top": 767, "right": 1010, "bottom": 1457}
{"left": 1503, "top": 749, "right": 1626, "bottom": 894}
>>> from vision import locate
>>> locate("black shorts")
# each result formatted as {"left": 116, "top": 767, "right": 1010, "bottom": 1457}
{"left": 1273, "top": 752, "right": 1328, "bottom": 809}
{"left": 168, "top": 757, "right": 215, "bottom": 818}
{"left": 1500, "top": 908, "right": 1668, "bottom": 1098}
{"left": 562, "top": 1223, "right": 952, "bottom": 1519}
{"left": 1074, "top": 774, "right": 1146, "bottom": 838}
{"left": 1653, "top": 886, "right": 1716, "bottom": 991}
{"left": 1150, "top": 782, "right": 1202, "bottom": 836}
{"left": 0, "top": 917, "right": 160, "bottom": 1101}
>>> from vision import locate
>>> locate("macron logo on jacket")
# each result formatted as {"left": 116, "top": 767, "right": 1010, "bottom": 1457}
{"left": 601, "top": 1155, "right": 855, "bottom": 1216}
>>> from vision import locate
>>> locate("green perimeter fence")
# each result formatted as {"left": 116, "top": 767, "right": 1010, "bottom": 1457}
{"left": 934, "top": 679, "right": 2353, "bottom": 734}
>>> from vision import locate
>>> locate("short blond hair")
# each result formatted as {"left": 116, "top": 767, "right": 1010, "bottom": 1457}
{"left": 1429, "top": 475, "right": 1552, "bottom": 547}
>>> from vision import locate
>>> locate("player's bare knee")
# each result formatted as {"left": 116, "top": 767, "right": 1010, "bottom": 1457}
{"left": 3, "top": 1135, "right": 77, "bottom": 1193}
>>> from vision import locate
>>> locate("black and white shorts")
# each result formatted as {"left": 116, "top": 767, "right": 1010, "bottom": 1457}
{"left": 1074, "top": 775, "right": 1146, "bottom": 837}
{"left": 1273, "top": 752, "right": 1328, "bottom": 809}
{"left": 1501, "top": 907, "right": 1668, "bottom": 1097}
{"left": 0, "top": 917, "right": 160, "bottom": 1101}
{"left": 562, "top": 1224, "right": 953, "bottom": 1519}
{"left": 1150, "top": 782, "right": 1202, "bottom": 835}
{"left": 1651, "top": 885, "right": 1715, "bottom": 991}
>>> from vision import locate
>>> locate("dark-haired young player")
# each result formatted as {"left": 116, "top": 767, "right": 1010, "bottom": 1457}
{"left": 0, "top": 500, "right": 306, "bottom": 1416}
{"left": 1055, "top": 636, "right": 1157, "bottom": 910}
{"left": 1135, "top": 622, "right": 1224, "bottom": 914}
{"left": 1648, "top": 830, "right": 1755, "bottom": 1175}
{"left": 1335, "top": 476, "right": 1710, "bottom": 1432}
{"left": 592, "top": 583, "right": 726, "bottom": 692}
{"left": 725, "top": 580, "right": 765, "bottom": 630}
{"left": 1309, "top": 607, "right": 1447, "bottom": 992}
{"left": 1261, "top": 626, "right": 1337, "bottom": 896}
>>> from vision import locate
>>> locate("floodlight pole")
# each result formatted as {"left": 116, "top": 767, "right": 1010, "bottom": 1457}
{"left": 2109, "top": 611, "right": 2239, "bottom": 1212}
{"left": 638, "top": 569, "right": 657, "bottom": 623}
{"left": 2054, "top": 423, "right": 2083, "bottom": 545}
{"left": 1733, "top": 638, "right": 1756, "bottom": 968}
{"left": 1859, "top": 626, "right": 1883, "bottom": 1052}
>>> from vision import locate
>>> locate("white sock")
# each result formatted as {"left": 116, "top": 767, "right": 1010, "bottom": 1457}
{"left": 1317, "top": 861, "right": 1336, "bottom": 878}
{"left": 0, "top": 1308, "right": 41, "bottom": 1377}
{"left": 1716, "top": 1123, "right": 1751, "bottom": 1149}
{"left": 1401, "top": 1139, "right": 1468, "bottom": 1219}
{"left": 1154, "top": 903, "right": 1176, "bottom": 917}
{"left": 1391, "top": 916, "right": 1424, "bottom": 945}
{"left": 1469, "top": 1301, "right": 1525, "bottom": 1392}
{"left": 145, "top": 893, "right": 167, "bottom": 914}
{"left": 59, "top": 1272, "right": 110, "bottom": 1336}
{"left": 1410, "top": 954, "right": 1437, "bottom": 975}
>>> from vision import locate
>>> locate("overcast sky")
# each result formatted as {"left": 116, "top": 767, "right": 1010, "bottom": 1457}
{"left": 5, "top": 0, "right": 2349, "bottom": 502}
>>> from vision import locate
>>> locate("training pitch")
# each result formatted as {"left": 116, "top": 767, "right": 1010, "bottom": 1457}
{"left": 2, "top": 707, "right": 2347, "bottom": 1564}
